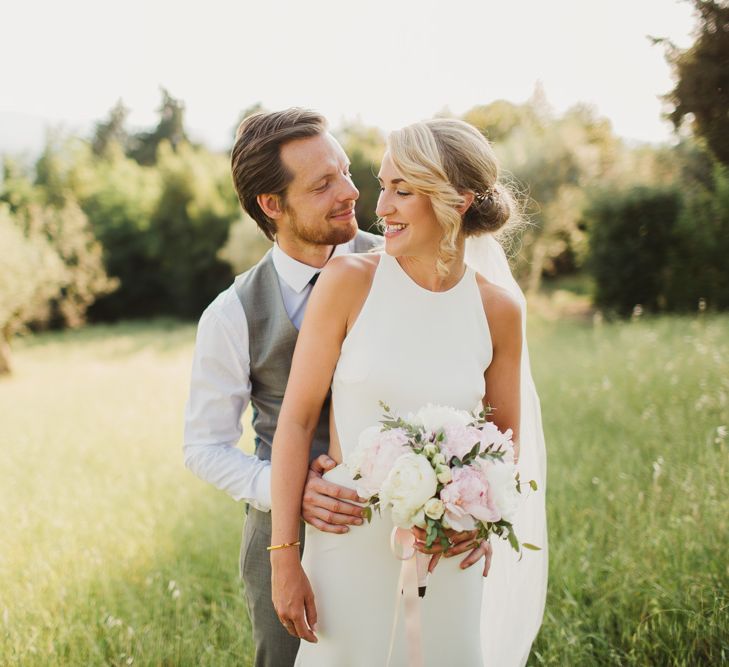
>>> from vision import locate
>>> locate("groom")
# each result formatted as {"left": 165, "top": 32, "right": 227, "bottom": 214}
{"left": 183, "top": 108, "right": 491, "bottom": 667}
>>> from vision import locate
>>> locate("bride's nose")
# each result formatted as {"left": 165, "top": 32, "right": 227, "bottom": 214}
{"left": 376, "top": 191, "right": 394, "bottom": 218}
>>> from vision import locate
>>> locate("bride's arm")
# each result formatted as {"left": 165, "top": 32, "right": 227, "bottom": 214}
{"left": 270, "top": 254, "right": 374, "bottom": 642}
{"left": 481, "top": 281, "right": 523, "bottom": 461}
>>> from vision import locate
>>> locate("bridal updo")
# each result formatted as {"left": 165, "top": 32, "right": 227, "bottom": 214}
{"left": 386, "top": 118, "right": 517, "bottom": 275}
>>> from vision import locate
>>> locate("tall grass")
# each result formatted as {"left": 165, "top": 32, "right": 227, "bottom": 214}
{"left": 0, "top": 321, "right": 253, "bottom": 666}
{"left": 1, "top": 316, "right": 726, "bottom": 665}
{"left": 528, "top": 314, "right": 728, "bottom": 665}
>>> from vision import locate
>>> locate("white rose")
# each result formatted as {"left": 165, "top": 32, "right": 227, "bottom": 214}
{"left": 433, "top": 453, "right": 446, "bottom": 465}
{"left": 423, "top": 443, "right": 439, "bottom": 458}
{"left": 424, "top": 498, "right": 445, "bottom": 520}
{"left": 380, "top": 453, "right": 437, "bottom": 528}
{"left": 414, "top": 404, "right": 473, "bottom": 433}
{"left": 436, "top": 465, "right": 452, "bottom": 484}
{"left": 485, "top": 462, "right": 521, "bottom": 523}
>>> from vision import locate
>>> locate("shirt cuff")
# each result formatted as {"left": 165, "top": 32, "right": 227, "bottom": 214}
{"left": 249, "top": 463, "right": 272, "bottom": 512}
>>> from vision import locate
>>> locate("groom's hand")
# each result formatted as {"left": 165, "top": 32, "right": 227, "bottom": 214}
{"left": 301, "top": 454, "right": 366, "bottom": 534}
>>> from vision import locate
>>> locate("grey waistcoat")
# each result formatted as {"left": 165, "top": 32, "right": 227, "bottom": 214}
{"left": 236, "top": 230, "right": 382, "bottom": 463}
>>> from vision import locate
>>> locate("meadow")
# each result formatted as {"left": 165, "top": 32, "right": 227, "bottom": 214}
{"left": 1, "top": 315, "right": 727, "bottom": 666}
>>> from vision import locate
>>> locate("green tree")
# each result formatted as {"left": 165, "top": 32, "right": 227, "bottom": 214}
{"left": 78, "top": 147, "right": 162, "bottom": 318}
{"left": 92, "top": 99, "right": 130, "bottom": 158}
{"left": 659, "top": 0, "right": 729, "bottom": 166}
{"left": 337, "top": 122, "right": 385, "bottom": 232}
{"left": 147, "top": 141, "right": 238, "bottom": 317}
{"left": 128, "top": 88, "right": 189, "bottom": 165}
{"left": 586, "top": 187, "right": 682, "bottom": 316}
{"left": 217, "top": 212, "right": 272, "bottom": 274}
{"left": 488, "top": 100, "right": 621, "bottom": 291}
{"left": 666, "top": 162, "right": 729, "bottom": 309}
{"left": 2, "top": 141, "right": 118, "bottom": 332}
{"left": 0, "top": 205, "right": 67, "bottom": 374}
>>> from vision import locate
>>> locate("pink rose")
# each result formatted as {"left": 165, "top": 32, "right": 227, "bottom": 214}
{"left": 347, "top": 427, "right": 410, "bottom": 499}
{"left": 439, "top": 465, "right": 500, "bottom": 531}
{"left": 441, "top": 424, "right": 482, "bottom": 462}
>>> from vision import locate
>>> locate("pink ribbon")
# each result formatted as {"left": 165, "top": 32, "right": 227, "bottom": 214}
{"left": 386, "top": 527, "right": 430, "bottom": 667}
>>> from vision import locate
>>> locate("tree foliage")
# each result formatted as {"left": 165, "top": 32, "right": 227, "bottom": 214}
{"left": 92, "top": 99, "right": 130, "bottom": 158}
{"left": 587, "top": 187, "right": 682, "bottom": 316}
{"left": 337, "top": 123, "right": 386, "bottom": 233}
{"left": 465, "top": 94, "right": 623, "bottom": 291}
{"left": 128, "top": 88, "right": 189, "bottom": 166}
{"left": 586, "top": 158, "right": 729, "bottom": 316}
{"left": 660, "top": 0, "right": 729, "bottom": 166}
{"left": 0, "top": 205, "right": 67, "bottom": 373}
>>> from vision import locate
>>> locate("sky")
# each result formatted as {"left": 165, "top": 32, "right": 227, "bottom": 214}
{"left": 1, "top": 0, "right": 695, "bottom": 155}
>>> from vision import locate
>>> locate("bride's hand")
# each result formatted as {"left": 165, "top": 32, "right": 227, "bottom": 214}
{"left": 271, "top": 551, "right": 318, "bottom": 643}
{"left": 411, "top": 527, "right": 493, "bottom": 576}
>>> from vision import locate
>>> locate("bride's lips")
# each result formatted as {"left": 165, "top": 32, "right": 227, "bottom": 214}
{"left": 383, "top": 222, "right": 408, "bottom": 238}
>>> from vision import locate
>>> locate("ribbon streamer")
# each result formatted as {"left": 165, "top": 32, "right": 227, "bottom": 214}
{"left": 386, "top": 527, "right": 429, "bottom": 667}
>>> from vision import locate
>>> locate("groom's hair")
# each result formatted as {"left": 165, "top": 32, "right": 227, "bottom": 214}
{"left": 231, "top": 108, "right": 327, "bottom": 240}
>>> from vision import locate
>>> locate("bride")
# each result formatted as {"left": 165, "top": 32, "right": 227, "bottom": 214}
{"left": 269, "top": 118, "right": 547, "bottom": 666}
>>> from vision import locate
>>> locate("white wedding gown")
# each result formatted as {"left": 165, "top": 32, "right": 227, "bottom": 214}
{"left": 296, "top": 253, "right": 493, "bottom": 666}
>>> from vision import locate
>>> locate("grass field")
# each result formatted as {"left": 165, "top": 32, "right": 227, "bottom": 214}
{"left": 1, "top": 315, "right": 727, "bottom": 665}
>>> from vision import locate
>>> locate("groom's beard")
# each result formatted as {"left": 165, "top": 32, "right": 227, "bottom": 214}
{"left": 287, "top": 205, "right": 358, "bottom": 247}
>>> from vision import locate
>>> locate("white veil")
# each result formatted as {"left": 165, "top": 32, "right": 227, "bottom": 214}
{"left": 465, "top": 234, "right": 549, "bottom": 667}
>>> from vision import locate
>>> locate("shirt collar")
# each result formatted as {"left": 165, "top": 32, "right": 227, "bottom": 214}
{"left": 272, "top": 238, "right": 357, "bottom": 293}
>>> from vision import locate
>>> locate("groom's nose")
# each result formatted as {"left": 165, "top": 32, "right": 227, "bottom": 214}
{"left": 338, "top": 175, "right": 359, "bottom": 202}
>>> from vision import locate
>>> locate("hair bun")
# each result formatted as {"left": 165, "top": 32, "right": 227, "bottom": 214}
{"left": 464, "top": 182, "right": 512, "bottom": 236}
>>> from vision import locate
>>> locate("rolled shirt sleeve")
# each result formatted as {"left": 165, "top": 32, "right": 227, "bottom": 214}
{"left": 183, "top": 284, "right": 272, "bottom": 512}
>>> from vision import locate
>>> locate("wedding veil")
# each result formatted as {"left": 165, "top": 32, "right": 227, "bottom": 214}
{"left": 465, "top": 234, "right": 549, "bottom": 667}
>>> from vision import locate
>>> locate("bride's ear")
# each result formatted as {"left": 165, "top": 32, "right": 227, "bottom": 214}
{"left": 456, "top": 192, "right": 475, "bottom": 216}
{"left": 257, "top": 193, "right": 285, "bottom": 220}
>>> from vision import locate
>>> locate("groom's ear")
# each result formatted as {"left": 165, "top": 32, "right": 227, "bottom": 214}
{"left": 456, "top": 191, "right": 475, "bottom": 215}
{"left": 257, "top": 193, "right": 285, "bottom": 220}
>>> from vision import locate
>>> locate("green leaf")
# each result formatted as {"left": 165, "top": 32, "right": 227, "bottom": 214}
{"left": 522, "top": 543, "right": 541, "bottom": 551}
{"left": 507, "top": 529, "right": 519, "bottom": 552}
{"left": 529, "top": 479, "right": 538, "bottom": 491}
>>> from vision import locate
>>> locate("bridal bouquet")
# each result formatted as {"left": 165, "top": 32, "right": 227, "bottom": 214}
{"left": 347, "top": 402, "right": 539, "bottom": 553}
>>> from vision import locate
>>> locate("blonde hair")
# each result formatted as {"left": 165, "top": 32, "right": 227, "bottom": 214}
{"left": 386, "top": 118, "right": 517, "bottom": 276}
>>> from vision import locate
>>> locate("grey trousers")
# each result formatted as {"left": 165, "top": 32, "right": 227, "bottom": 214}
{"left": 240, "top": 506, "right": 306, "bottom": 667}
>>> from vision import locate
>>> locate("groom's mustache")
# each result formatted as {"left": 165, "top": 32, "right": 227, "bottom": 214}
{"left": 329, "top": 206, "right": 355, "bottom": 218}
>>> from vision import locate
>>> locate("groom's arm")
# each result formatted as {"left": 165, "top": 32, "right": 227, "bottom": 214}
{"left": 183, "top": 285, "right": 366, "bottom": 527}
{"left": 183, "top": 288, "right": 273, "bottom": 510}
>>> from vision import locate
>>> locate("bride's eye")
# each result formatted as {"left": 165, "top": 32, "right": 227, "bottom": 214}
{"left": 396, "top": 190, "right": 411, "bottom": 197}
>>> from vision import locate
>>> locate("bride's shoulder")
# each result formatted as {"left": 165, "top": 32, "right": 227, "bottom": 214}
{"left": 320, "top": 251, "right": 381, "bottom": 288}
{"left": 473, "top": 272, "right": 522, "bottom": 335}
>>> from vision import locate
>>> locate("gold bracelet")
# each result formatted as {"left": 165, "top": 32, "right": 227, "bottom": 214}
{"left": 267, "top": 541, "right": 301, "bottom": 552}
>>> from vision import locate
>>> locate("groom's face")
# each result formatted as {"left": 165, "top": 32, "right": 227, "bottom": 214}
{"left": 277, "top": 133, "right": 360, "bottom": 246}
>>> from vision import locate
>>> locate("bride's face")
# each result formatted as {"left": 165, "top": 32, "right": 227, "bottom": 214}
{"left": 376, "top": 152, "right": 441, "bottom": 258}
